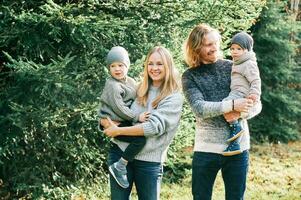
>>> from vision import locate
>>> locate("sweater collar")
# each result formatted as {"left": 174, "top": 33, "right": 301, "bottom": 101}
{"left": 192, "top": 59, "right": 224, "bottom": 72}
{"left": 150, "top": 85, "right": 160, "bottom": 92}
{"left": 111, "top": 75, "right": 128, "bottom": 83}
{"left": 234, "top": 51, "right": 256, "bottom": 65}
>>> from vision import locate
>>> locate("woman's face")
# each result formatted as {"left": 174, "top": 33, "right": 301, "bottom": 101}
{"left": 147, "top": 52, "right": 166, "bottom": 87}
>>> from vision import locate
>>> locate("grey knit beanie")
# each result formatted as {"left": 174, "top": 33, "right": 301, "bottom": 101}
{"left": 106, "top": 46, "right": 130, "bottom": 68}
{"left": 231, "top": 32, "right": 254, "bottom": 51}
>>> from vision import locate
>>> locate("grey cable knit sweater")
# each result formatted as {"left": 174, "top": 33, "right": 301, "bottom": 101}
{"left": 98, "top": 76, "right": 139, "bottom": 123}
{"left": 112, "top": 86, "right": 183, "bottom": 163}
{"left": 182, "top": 59, "right": 261, "bottom": 154}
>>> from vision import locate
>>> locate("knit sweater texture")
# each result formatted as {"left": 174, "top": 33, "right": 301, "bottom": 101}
{"left": 112, "top": 86, "right": 183, "bottom": 163}
{"left": 225, "top": 51, "right": 261, "bottom": 100}
{"left": 99, "top": 76, "right": 139, "bottom": 123}
{"left": 182, "top": 59, "right": 261, "bottom": 154}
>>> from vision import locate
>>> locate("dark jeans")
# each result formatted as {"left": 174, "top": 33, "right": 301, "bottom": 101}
{"left": 115, "top": 135, "right": 146, "bottom": 162}
{"left": 192, "top": 151, "right": 249, "bottom": 200}
{"left": 108, "top": 144, "right": 163, "bottom": 200}
{"left": 100, "top": 120, "right": 146, "bottom": 162}
{"left": 115, "top": 120, "right": 146, "bottom": 162}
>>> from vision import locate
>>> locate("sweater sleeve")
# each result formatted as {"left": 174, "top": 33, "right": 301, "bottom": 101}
{"left": 142, "top": 92, "right": 183, "bottom": 137}
{"left": 242, "top": 100, "right": 262, "bottom": 120}
{"left": 182, "top": 72, "right": 227, "bottom": 119}
{"left": 105, "top": 81, "right": 137, "bottom": 121}
{"left": 244, "top": 61, "right": 261, "bottom": 96}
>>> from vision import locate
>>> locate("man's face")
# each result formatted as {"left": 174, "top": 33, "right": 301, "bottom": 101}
{"left": 199, "top": 31, "right": 220, "bottom": 64}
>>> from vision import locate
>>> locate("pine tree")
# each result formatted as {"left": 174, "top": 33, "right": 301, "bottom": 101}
{"left": 250, "top": 0, "right": 301, "bottom": 142}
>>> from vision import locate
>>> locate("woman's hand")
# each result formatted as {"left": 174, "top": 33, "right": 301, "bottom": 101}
{"left": 103, "top": 117, "right": 121, "bottom": 137}
{"left": 100, "top": 118, "right": 120, "bottom": 129}
{"left": 234, "top": 98, "right": 253, "bottom": 112}
{"left": 224, "top": 111, "right": 240, "bottom": 122}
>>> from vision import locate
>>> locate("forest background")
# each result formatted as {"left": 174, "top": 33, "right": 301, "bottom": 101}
{"left": 0, "top": 0, "right": 300, "bottom": 199}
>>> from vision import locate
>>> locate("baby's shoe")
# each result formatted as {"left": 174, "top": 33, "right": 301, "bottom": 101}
{"left": 227, "top": 122, "right": 244, "bottom": 142}
{"left": 109, "top": 162, "right": 129, "bottom": 188}
{"left": 222, "top": 141, "right": 243, "bottom": 156}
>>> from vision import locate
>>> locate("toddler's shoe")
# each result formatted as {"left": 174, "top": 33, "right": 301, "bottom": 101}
{"left": 227, "top": 122, "right": 244, "bottom": 142}
{"left": 109, "top": 162, "right": 129, "bottom": 188}
{"left": 222, "top": 141, "right": 243, "bottom": 156}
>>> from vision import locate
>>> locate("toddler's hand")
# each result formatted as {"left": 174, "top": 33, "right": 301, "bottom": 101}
{"left": 224, "top": 111, "right": 240, "bottom": 122}
{"left": 139, "top": 111, "right": 150, "bottom": 122}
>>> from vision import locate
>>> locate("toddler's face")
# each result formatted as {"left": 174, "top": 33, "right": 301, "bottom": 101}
{"left": 109, "top": 62, "right": 128, "bottom": 80}
{"left": 230, "top": 44, "right": 248, "bottom": 61}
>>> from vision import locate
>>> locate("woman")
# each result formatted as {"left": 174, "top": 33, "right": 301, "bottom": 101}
{"left": 101, "top": 46, "right": 183, "bottom": 200}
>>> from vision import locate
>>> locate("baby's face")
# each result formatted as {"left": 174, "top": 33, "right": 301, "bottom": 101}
{"left": 109, "top": 62, "right": 128, "bottom": 80}
{"left": 230, "top": 44, "right": 248, "bottom": 61}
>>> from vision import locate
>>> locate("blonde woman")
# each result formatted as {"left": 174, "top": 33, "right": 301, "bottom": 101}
{"left": 101, "top": 46, "right": 183, "bottom": 200}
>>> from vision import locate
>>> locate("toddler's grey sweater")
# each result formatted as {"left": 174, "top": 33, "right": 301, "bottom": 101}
{"left": 182, "top": 59, "right": 261, "bottom": 154}
{"left": 98, "top": 76, "right": 139, "bottom": 123}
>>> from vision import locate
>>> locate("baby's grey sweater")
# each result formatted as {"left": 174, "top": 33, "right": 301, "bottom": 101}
{"left": 182, "top": 59, "right": 261, "bottom": 154}
{"left": 225, "top": 51, "right": 261, "bottom": 100}
{"left": 98, "top": 76, "right": 139, "bottom": 123}
{"left": 112, "top": 86, "right": 183, "bottom": 163}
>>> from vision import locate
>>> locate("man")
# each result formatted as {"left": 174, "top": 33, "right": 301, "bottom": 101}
{"left": 182, "top": 24, "right": 261, "bottom": 200}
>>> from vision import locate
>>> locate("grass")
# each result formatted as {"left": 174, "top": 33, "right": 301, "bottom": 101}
{"left": 159, "top": 141, "right": 301, "bottom": 200}
{"left": 73, "top": 141, "right": 301, "bottom": 200}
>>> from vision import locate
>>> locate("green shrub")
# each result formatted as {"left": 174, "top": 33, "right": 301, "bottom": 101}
{"left": 0, "top": 0, "right": 265, "bottom": 197}
{"left": 0, "top": 54, "right": 109, "bottom": 198}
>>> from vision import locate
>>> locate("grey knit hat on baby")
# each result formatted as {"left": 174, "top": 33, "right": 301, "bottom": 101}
{"left": 231, "top": 32, "right": 254, "bottom": 51}
{"left": 106, "top": 46, "right": 130, "bottom": 68}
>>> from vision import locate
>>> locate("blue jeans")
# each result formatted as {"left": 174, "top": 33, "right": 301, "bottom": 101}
{"left": 192, "top": 151, "right": 249, "bottom": 200}
{"left": 107, "top": 143, "right": 163, "bottom": 200}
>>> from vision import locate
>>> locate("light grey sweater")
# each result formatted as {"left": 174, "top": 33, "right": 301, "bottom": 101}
{"left": 112, "top": 86, "right": 184, "bottom": 163}
{"left": 182, "top": 59, "right": 262, "bottom": 154}
{"left": 98, "top": 76, "right": 139, "bottom": 123}
{"left": 225, "top": 51, "right": 261, "bottom": 100}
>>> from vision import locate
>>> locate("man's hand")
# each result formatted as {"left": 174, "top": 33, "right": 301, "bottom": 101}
{"left": 224, "top": 111, "right": 240, "bottom": 122}
{"left": 103, "top": 117, "right": 121, "bottom": 137}
{"left": 234, "top": 98, "right": 254, "bottom": 112}
{"left": 247, "top": 94, "right": 259, "bottom": 103}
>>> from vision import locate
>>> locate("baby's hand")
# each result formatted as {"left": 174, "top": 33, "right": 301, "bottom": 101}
{"left": 247, "top": 94, "right": 259, "bottom": 103}
{"left": 139, "top": 111, "right": 150, "bottom": 122}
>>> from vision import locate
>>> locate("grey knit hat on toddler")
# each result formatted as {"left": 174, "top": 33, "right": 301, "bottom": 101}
{"left": 231, "top": 32, "right": 254, "bottom": 51}
{"left": 106, "top": 46, "right": 130, "bottom": 68}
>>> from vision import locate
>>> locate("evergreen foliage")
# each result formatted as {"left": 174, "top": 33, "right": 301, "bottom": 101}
{"left": 0, "top": 0, "right": 265, "bottom": 198}
{"left": 250, "top": 0, "right": 301, "bottom": 142}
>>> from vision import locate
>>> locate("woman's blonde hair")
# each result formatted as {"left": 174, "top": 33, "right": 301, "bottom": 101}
{"left": 137, "top": 46, "right": 180, "bottom": 108}
{"left": 184, "top": 23, "right": 221, "bottom": 68}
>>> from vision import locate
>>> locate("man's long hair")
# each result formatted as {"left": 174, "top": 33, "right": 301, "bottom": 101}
{"left": 184, "top": 23, "right": 222, "bottom": 68}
